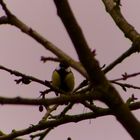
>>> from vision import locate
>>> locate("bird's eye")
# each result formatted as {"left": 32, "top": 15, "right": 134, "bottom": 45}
{"left": 66, "top": 67, "right": 71, "bottom": 72}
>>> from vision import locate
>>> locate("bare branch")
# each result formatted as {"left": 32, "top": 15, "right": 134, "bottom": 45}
{"left": 40, "top": 56, "right": 59, "bottom": 63}
{"left": 102, "top": 0, "right": 140, "bottom": 41}
{"left": 53, "top": 1, "right": 140, "bottom": 139}
{"left": 102, "top": 0, "right": 140, "bottom": 73}
{"left": 30, "top": 128, "right": 53, "bottom": 140}
{"left": 40, "top": 104, "right": 59, "bottom": 122}
{"left": 0, "top": 0, "right": 139, "bottom": 139}
{"left": 0, "top": 0, "right": 87, "bottom": 78}
{"left": 0, "top": 91, "right": 102, "bottom": 106}
{"left": 111, "top": 72, "right": 140, "bottom": 82}
{"left": 104, "top": 40, "right": 140, "bottom": 73}
{"left": 0, "top": 65, "right": 47, "bottom": 86}
{"left": 112, "top": 81, "right": 140, "bottom": 91}
{"left": 0, "top": 0, "right": 13, "bottom": 16}
{"left": 0, "top": 101, "right": 139, "bottom": 140}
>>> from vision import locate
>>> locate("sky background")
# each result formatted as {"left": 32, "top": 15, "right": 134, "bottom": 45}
{"left": 0, "top": 0, "right": 139, "bottom": 140}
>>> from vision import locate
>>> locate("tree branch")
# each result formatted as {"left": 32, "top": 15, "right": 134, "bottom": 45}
{"left": 104, "top": 40, "right": 140, "bottom": 73}
{"left": 102, "top": 0, "right": 140, "bottom": 41}
{"left": 53, "top": 1, "right": 140, "bottom": 139}
{"left": 102, "top": 0, "right": 140, "bottom": 73}
{"left": 0, "top": 65, "right": 47, "bottom": 86}
{"left": 0, "top": 101, "right": 139, "bottom": 140}
{"left": 0, "top": 91, "right": 102, "bottom": 106}
{"left": 0, "top": 0, "right": 87, "bottom": 78}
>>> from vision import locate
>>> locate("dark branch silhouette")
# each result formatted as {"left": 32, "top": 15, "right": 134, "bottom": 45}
{"left": 0, "top": 0, "right": 139, "bottom": 139}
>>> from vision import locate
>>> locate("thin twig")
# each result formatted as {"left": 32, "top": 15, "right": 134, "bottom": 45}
{"left": 41, "top": 56, "right": 59, "bottom": 63}
{"left": 112, "top": 81, "right": 140, "bottom": 90}
{"left": 104, "top": 43, "right": 140, "bottom": 74}
{"left": 110, "top": 72, "right": 140, "bottom": 82}
{"left": 40, "top": 104, "right": 59, "bottom": 122}
{"left": 0, "top": 101, "right": 139, "bottom": 140}
{"left": 0, "top": 0, "right": 87, "bottom": 78}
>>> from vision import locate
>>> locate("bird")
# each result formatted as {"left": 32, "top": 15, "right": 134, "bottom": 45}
{"left": 51, "top": 62, "right": 75, "bottom": 95}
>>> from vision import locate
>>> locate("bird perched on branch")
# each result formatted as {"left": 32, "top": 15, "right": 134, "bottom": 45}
{"left": 51, "top": 62, "right": 75, "bottom": 94}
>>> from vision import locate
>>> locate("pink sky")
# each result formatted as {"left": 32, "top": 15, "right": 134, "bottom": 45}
{"left": 0, "top": 0, "right": 139, "bottom": 139}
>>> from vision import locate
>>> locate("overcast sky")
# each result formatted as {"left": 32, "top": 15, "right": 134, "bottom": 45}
{"left": 0, "top": 0, "right": 139, "bottom": 140}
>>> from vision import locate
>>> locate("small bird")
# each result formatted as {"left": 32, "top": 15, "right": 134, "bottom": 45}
{"left": 51, "top": 62, "right": 75, "bottom": 94}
